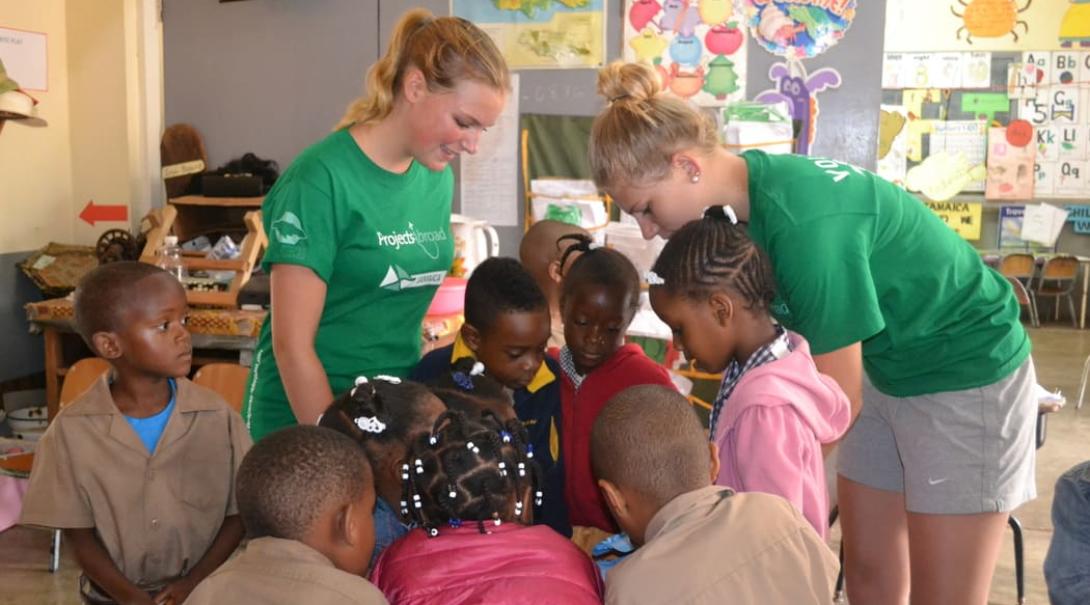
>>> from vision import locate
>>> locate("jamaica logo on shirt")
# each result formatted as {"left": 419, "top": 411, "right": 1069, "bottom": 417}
{"left": 379, "top": 264, "right": 446, "bottom": 292}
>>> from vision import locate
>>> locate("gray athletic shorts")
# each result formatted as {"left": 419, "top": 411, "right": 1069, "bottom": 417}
{"left": 838, "top": 357, "right": 1038, "bottom": 514}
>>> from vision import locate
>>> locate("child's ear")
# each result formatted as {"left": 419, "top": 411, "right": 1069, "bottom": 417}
{"left": 707, "top": 293, "right": 735, "bottom": 328}
{"left": 597, "top": 478, "right": 627, "bottom": 520}
{"left": 91, "top": 332, "right": 123, "bottom": 360}
{"left": 546, "top": 258, "right": 563, "bottom": 284}
{"left": 461, "top": 323, "right": 482, "bottom": 353}
{"left": 707, "top": 442, "right": 722, "bottom": 484}
{"left": 335, "top": 502, "right": 355, "bottom": 546}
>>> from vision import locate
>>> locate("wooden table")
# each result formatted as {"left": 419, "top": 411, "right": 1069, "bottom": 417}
{"left": 26, "top": 298, "right": 266, "bottom": 418}
{"left": 26, "top": 298, "right": 463, "bottom": 418}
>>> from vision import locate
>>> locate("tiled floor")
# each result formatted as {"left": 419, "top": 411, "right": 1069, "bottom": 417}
{"left": 1, "top": 326, "right": 1088, "bottom": 604}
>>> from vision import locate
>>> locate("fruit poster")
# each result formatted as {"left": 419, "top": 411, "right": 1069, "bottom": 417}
{"left": 451, "top": 0, "right": 606, "bottom": 69}
{"left": 623, "top": 0, "right": 748, "bottom": 107}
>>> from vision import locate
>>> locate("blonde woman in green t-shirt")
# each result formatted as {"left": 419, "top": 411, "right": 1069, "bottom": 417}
{"left": 242, "top": 9, "right": 509, "bottom": 441}
{"left": 588, "top": 62, "right": 1037, "bottom": 605}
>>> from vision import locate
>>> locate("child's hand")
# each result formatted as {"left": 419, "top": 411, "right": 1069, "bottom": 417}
{"left": 152, "top": 576, "right": 197, "bottom": 605}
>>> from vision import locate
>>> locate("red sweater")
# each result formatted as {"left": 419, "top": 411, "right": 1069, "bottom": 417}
{"left": 558, "top": 343, "right": 675, "bottom": 531}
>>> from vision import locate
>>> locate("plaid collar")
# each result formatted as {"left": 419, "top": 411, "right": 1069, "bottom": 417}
{"left": 709, "top": 326, "right": 792, "bottom": 440}
{"left": 558, "top": 346, "right": 586, "bottom": 390}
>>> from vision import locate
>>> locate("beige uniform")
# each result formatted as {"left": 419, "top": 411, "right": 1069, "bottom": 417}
{"left": 188, "top": 537, "right": 388, "bottom": 605}
{"left": 20, "top": 376, "right": 252, "bottom": 591}
{"left": 605, "top": 486, "right": 838, "bottom": 605}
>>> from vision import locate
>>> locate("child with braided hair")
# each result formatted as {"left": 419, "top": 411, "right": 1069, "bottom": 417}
{"left": 647, "top": 206, "right": 850, "bottom": 538}
{"left": 369, "top": 410, "right": 603, "bottom": 604}
{"left": 428, "top": 357, "right": 518, "bottom": 423}
{"left": 318, "top": 376, "right": 446, "bottom": 567}
{"left": 554, "top": 233, "right": 675, "bottom": 540}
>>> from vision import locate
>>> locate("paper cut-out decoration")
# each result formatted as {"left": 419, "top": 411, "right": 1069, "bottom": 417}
{"left": 950, "top": 0, "right": 1032, "bottom": 45}
{"left": 624, "top": 0, "right": 747, "bottom": 107}
{"left": 906, "top": 151, "right": 988, "bottom": 202}
{"left": 986, "top": 125, "right": 1036, "bottom": 200}
{"left": 744, "top": 0, "right": 856, "bottom": 59}
{"left": 962, "top": 92, "right": 1011, "bottom": 121}
{"left": 752, "top": 61, "right": 841, "bottom": 155}
{"left": 1006, "top": 119, "right": 1034, "bottom": 146}
{"left": 1059, "top": 0, "right": 1090, "bottom": 48}
{"left": 878, "top": 107, "right": 907, "bottom": 160}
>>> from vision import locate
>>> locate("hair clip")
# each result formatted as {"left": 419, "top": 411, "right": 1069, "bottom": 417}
{"left": 373, "top": 374, "right": 402, "bottom": 384}
{"left": 493, "top": 518, "right": 502, "bottom": 527}
{"left": 500, "top": 431, "right": 512, "bottom": 444}
{"left": 517, "top": 462, "right": 526, "bottom": 477}
{"left": 703, "top": 205, "right": 739, "bottom": 225}
{"left": 644, "top": 270, "right": 665, "bottom": 286}
{"left": 470, "top": 361, "right": 485, "bottom": 376}
{"left": 401, "top": 463, "right": 410, "bottom": 481}
{"left": 452, "top": 371, "right": 475, "bottom": 391}
{"left": 428, "top": 527, "right": 440, "bottom": 537}
{"left": 414, "top": 458, "right": 425, "bottom": 474}
{"left": 535, "top": 490, "right": 544, "bottom": 506}
{"left": 449, "top": 518, "right": 463, "bottom": 529}
{"left": 350, "top": 375, "right": 368, "bottom": 396}
{"left": 466, "top": 441, "right": 481, "bottom": 454}
{"left": 498, "top": 462, "right": 508, "bottom": 477}
{"left": 514, "top": 501, "right": 524, "bottom": 516}
{"left": 448, "top": 484, "right": 458, "bottom": 499}
{"left": 429, "top": 434, "right": 439, "bottom": 446}
{"left": 400, "top": 500, "right": 409, "bottom": 515}
{"left": 526, "top": 444, "right": 534, "bottom": 459}
{"left": 413, "top": 494, "right": 422, "bottom": 509}
{"left": 354, "top": 415, "right": 387, "bottom": 434}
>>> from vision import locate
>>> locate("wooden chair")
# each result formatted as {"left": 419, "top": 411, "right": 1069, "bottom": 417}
{"left": 999, "top": 253, "right": 1037, "bottom": 287}
{"left": 1035, "top": 256, "right": 1080, "bottom": 327}
{"left": 1005, "top": 276, "right": 1039, "bottom": 328}
{"left": 59, "top": 358, "right": 112, "bottom": 408}
{"left": 192, "top": 363, "right": 250, "bottom": 413}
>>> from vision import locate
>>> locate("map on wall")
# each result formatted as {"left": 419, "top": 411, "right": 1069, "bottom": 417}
{"left": 451, "top": 0, "right": 606, "bottom": 69}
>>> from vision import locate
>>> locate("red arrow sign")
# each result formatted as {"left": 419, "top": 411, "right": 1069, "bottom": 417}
{"left": 79, "top": 200, "right": 128, "bottom": 226}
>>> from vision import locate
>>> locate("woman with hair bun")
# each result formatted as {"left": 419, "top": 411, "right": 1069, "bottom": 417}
{"left": 590, "top": 60, "right": 1037, "bottom": 605}
{"left": 244, "top": 9, "right": 510, "bottom": 441}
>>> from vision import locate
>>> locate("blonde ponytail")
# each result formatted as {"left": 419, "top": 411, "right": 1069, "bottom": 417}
{"left": 335, "top": 9, "right": 510, "bottom": 131}
{"left": 589, "top": 61, "right": 718, "bottom": 189}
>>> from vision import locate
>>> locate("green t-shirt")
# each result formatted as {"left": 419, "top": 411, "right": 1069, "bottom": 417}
{"left": 742, "top": 150, "right": 1030, "bottom": 397}
{"left": 243, "top": 129, "right": 454, "bottom": 439}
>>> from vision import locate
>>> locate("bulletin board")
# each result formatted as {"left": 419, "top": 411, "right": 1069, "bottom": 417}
{"left": 878, "top": 49, "right": 1088, "bottom": 203}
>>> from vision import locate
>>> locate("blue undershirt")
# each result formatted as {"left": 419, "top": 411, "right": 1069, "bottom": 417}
{"left": 124, "top": 379, "right": 176, "bottom": 454}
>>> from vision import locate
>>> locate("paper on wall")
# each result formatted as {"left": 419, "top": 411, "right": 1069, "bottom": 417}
{"left": 459, "top": 74, "right": 519, "bottom": 227}
{"left": 1056, "top": 160, "right": 1089, "bottom": 198}
{"left": 1021, "top": 203, "right": 1068, "bottom": 246}
{"left": 986, "top": 126, "right": 1036, "bottom": 200}
{"left": 961, "top": 52, "right": 991, "bottom": 88}
{"left": 529, "top": 178, "right": 608, "bottom": 235}
{"left": 877, "top": 104, "right": 908, "bottom": 186}
{"left": 931, "top": 120, "right": 988, "bottom": 192}
{"left": 0, "top": 27, "right": 47, "bottom": 91}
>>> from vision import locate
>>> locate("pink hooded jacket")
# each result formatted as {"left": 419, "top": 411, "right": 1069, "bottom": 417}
{"left": 714, "top": 331, "right": 851, "bottom": 538}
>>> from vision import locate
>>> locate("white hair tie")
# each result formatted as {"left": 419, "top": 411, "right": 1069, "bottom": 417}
{"left": 645, "top": 270, "right": 665, "bottom": 286}
{"left": 354, "top": 415, "right": 386, "bottom": 434}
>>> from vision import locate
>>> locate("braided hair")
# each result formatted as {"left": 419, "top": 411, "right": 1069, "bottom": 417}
{"left": 558, "top": 233, "right": 641, "bottom": 316}
{"left": 649, "top": 206, "right": 777, "bottom": 310}
{"left": 401, "top": 410, "right": 542, "bottom": 537}
{"left": 429, "top": 357, "right": 516, "bottom": 422}
{"left": 319, "top": 377, "right": 441, "bottom": 465}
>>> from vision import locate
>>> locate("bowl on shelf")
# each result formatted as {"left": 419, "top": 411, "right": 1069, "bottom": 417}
{"left": 8, "top": 406, "right": 48, "bottom": 433}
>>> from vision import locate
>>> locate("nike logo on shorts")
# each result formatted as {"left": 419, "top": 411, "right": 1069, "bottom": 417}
{"left": 928, "top": 477, "right": 949, "bottom": 486}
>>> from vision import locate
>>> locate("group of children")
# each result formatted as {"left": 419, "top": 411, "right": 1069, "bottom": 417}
{"left": 20, "top": 211, "right": 853, "bottom": 604}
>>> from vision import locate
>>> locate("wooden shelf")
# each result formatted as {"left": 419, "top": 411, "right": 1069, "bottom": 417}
{"left": 170, "top": 195, "right": 264, "bottom": 207}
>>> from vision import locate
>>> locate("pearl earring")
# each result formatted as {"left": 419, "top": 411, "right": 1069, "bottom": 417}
{"left": 691, "top": 174, "right": 701, "bottom": 184}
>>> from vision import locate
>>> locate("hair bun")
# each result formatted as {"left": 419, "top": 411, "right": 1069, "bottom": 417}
{"left": 597, "top": 61, "right": 660, "bottom": 106}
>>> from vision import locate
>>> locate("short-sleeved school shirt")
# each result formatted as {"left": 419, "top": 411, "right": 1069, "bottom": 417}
{"left": 243, "top": 129, "right": 455, "bottom": 440}
{"left": 742, "top": 150, "right": 1030, "bottom": 397}
{"left": 20, "top": 376, "right": 252, "bottom": 590}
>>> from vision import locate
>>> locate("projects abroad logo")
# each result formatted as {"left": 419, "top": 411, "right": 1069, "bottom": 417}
{"left": 379, "top": 265, "right": 446, "bottom": 292}
{"left": 376, "top": 222, "right": 447, "bottom": 259}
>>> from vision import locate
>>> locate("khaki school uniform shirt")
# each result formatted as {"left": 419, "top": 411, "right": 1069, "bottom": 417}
{"left": 20, "top": 375, "right": 252, "bottom": 590}
{"left": 188, "top": 537, "right": 388, "bottom": 605}
{"left": 605, "top": 486, "right": 838, "bottom": 605}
